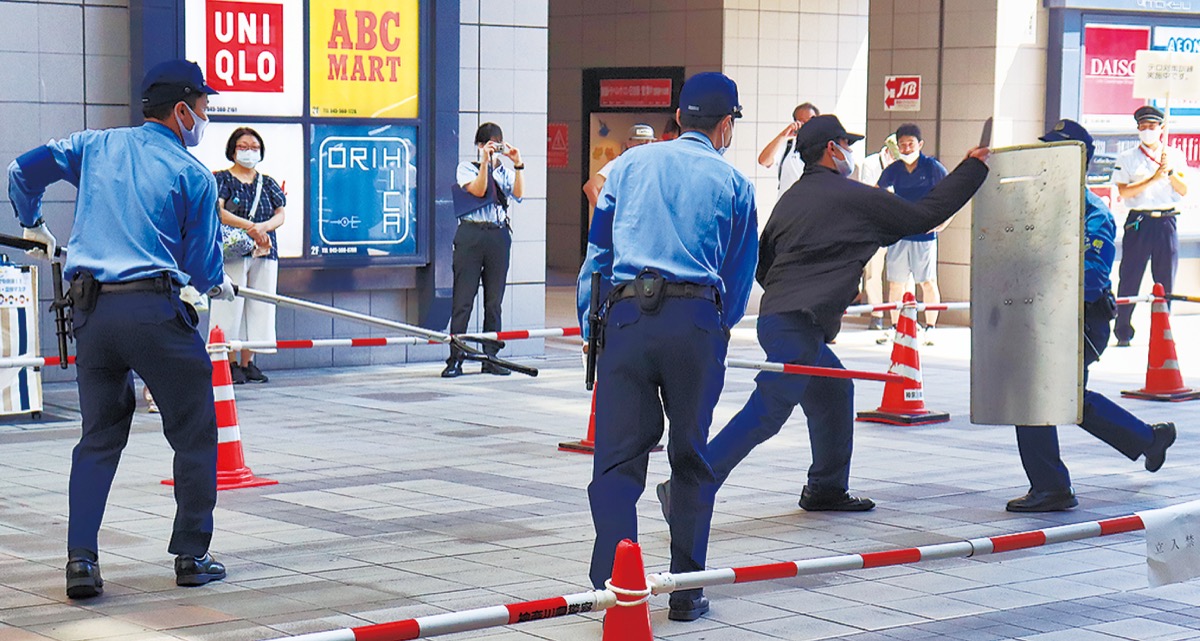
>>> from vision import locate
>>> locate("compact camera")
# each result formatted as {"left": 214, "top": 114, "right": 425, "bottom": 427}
{"left": 490, "top": 142, "right": 509, "bottom": 155}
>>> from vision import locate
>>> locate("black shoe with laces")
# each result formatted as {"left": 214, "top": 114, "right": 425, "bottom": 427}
{"left": 481, "top": 361, "right": 512, "bottom": 376}
{"left": 229, "top": 363, "right": 247, "bottom": 385}
{"left": 65, "top": 551, "right": 103, "bottom": 599}
{"left": 668, "top": 592, "right": 710, "bottom": 621}
{"left": 1006, "top": 488, "right": 1077, "bottom": 512}
{"left": 799, "top": 485, "right": 876, "bottom": 511}
{"left": 175, "top": 553, "right": 226, "bottom": 587}
{"left": 441, "top": 361, "right": 463, "bottom": 378}
{"left": 1144, "top": 422, "right": 1176, "bottom": 472}
{"left": 243, "top": 361, "right": 269, "bottom": 383}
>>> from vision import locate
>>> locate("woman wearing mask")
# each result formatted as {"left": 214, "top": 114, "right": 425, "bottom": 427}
{"left": 209, "top": 127, "right": 286, "bottom": 384}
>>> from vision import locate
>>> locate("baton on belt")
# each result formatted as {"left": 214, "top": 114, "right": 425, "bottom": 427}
{"left": 0, "top": 233, "right": 70, "bottom": 369}
{"left": 585, "top": 272, "right": 601, "bottom": 391}
{"left": 234, "top": 286, "right": 538, "bottom": 377}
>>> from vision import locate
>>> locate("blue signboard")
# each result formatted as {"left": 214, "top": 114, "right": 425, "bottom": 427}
{"left": 309, "top": 124, "right": 419, "bottom": 258}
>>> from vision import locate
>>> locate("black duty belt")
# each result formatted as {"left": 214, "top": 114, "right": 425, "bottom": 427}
{"left": 612, "top": 281, "right": 719, "bottom": 304}
{"left": 460, "top": 220, "right": 507, "bottom": 230}
{"left": 99, "top": 275, "right": 175, "bottom": 294}
{"left": 1130, "top": 208, "right": 1177, "bottom": 218}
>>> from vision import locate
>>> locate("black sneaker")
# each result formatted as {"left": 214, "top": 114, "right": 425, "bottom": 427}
{"left": 229, "top": 363, "right": 247, "bottom": 385}
{"left": 65, "top": 552, "right": 103, "bottom": 599}
{"left": 243, "top": 361, "right": 269, "bottom": 384}
{"left": 175, "top": 553, "right": 226, "bottom": 587}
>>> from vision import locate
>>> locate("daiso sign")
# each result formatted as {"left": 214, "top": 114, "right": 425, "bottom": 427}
{"left": 206, "top": 0, "right": 284, "bottom": 93}
{"left": 1082, "top": 25, "right": 1150, "bottom": 122}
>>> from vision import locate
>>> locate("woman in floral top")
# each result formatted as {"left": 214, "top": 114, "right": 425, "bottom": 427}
{"left": 209, "top": 127, "right": 286, "bottom": 384}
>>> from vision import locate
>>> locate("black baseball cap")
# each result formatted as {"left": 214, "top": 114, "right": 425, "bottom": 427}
{"left": 1040, "top": 118, "right": 1095, "bottom": 163}
{"left": 679, "top": 72, "right": 742, "bottom": 119}
{"left": 794, "top": 115, "right": 864, "bottom": 155}
{"left": 1134, "top": 105, "right": 1164, "bottom": 124}
{"left": 141, "top": 59, "right": 218, "bottom": 109}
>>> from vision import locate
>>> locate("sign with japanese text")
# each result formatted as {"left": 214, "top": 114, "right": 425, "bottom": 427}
{"left": 883, "top": 75, "right": 920, "bottom": 111}
{"left": 309, "top": 0, "right": 420, "bottom": 118}
{"left": 598, "top": 79, "right": 672, "bottom": 109}
{"left": 309, "top": 124, "right": 418, "bottom": 258}
{"left": 185, "top": 0, "right": 303, "bottom": 116}
{"left": 1134, "top": 49, "right": 1200, "bottom": 101}
{"left": 547, "top": 122, "right": 569, "bottom": 169}
{"left": 1081, "top": 25, "right": 1150, "bottom": 127}
{"left": 1141, "top": 501, "right": 1200, "bottom": 587}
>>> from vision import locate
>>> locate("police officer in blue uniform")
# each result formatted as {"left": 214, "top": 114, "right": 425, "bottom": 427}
{"left": 7, "top": 60, "right": 236, "bottom": 598}
{"left": 578, "top": 72, "right": 758, "bottom": 622}
{"left": 1007, "top": 120, "right": 1176, "bottom": 512}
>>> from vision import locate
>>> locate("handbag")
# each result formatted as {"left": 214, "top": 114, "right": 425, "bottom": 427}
{"left": 220, "top": 173, "right": 263, "bottom": 260}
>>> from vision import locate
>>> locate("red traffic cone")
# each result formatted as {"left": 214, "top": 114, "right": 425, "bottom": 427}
{"left": 602, "top": 539, "right": 653, "bottom": 641}
{"left": 857, "top": 293, "right": 950, "bottom": 425}
{"left": 163, "top": 327, "right": 278, "bottom": 490}
{"left": 559, "top": 383, "right": 662, "bottom": 454}
{"left": 1123, "top": 283, "right": 1200, "bottom": 402}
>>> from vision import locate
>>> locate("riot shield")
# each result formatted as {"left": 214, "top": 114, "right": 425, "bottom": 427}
{"left": 971, "top": 141, "right": 1085, "bottom": 426}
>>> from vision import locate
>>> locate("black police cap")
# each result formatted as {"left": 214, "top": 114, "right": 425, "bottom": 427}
{"left": 1134, "top": 105, "right": 1164, "bottom": 124}
{"left": 794, "top": 115, "right": 864, "bottom": 156}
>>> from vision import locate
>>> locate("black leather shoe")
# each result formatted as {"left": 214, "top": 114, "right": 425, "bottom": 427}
{"left": 1144, "top": 422, "right": 1177, "bottom": 472}
{"left": 175, "top": 553, "right": 226, "bottom": 587}
{"left": 668, "top": 594, "right": 709, "bottom": 621}
{"left": 1116, "top": 339, "right": 1132, "bottom": 347}
{"left": 1006, "top": 488, "right": 1077, "bottom": 512}
{"left": 798, "top": 485, "right": 875, "bottom": 512}
{"left": 481, "top": 361, "right": 512, "bottom": 376}
{"left": 655, "top": 480, "right": 671, "bottom": 522}
{"left": 65, "top": 555, "right": 103, "bottom": 599}
{"left": 440, "top": 361, "right": 463, "bottom": 378}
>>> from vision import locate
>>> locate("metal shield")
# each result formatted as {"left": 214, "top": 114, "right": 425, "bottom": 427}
{"left": 971, "top": 141, "right": 1085, "bottom": 426}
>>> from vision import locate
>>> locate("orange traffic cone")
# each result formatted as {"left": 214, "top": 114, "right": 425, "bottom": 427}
{"left": 163, "top": 327, "right": 278, "bottom": 490}
{"left": 1122, "top": 283, "right": 1200, "bottom": 402}
{"left": 602, "top": 539, "right": 653, "bottom": 641}
{"left": 559, "top": 383, "right": 663, "bottom": 454}
{"left": 857, "top": 292, "right": 950, "bottom": 425}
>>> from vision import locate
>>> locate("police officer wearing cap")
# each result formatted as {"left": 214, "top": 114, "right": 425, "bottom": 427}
{"left": 1113, "top": 105, "right": 1190, "bottom": 346}
{"left": 704, "top": 115, "right": 989, "bottom": 512}
{"left": 6, "top": 59, "right": 235, "bottom": 598}
{"left": 1006, "top": 120, "right": 1176, "bottom": 512}
{"left": 577, "top": 72, "right": 758, "bottom": 622}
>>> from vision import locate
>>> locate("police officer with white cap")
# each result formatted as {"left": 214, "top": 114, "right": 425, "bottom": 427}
{"left": 7, "top": 59, "right": 235, "bottom": 598}
{"left": 578, "top": 71, "right": 758, "bottom": 621}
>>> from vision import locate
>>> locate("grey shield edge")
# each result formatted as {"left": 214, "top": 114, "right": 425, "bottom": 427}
{"left": 971, "top": 141, "right": 1085, "bottom": 426}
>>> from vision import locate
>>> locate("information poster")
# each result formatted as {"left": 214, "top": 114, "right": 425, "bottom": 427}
{"left": 184, "top": 0, "right": 304, "bottom": 117}
{"left": 190, "top": 122, "right": 306, "bottom": 258}
{"left": 309, "top": 124, "right": 418, "bottom": 258}
{"left": 1152, "top": 26, "right": 1200, "bottom": 119}
{"left": 308, "top": 0, "right": 420, "bottom": 118}
{"left": 1081, "top": 24, "right": 1150, "bottom": 129}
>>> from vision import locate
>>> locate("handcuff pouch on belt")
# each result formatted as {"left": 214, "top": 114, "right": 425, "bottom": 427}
{"left": 632, "top": 268, "right": 667, "bottom": 315}
{"left": 1087, "top": 289, "right": 1118, "bottom": 321}
{"left": 68, "top": 272, "right": 100, "bottom": 314}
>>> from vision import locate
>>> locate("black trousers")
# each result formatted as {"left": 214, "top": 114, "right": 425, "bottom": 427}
{"left": 69, "top": 288, "right": 217, "bottom": 558}
{"left": 449, "top": 222, "right": 511, "bottom": 361}
{"left": 1115, "top": 214, "right": 1177, "bottom": 342}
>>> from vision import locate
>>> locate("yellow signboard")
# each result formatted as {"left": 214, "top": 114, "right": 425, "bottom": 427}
{"left": 309, "top": 0, "right": 419, "bottom": 118}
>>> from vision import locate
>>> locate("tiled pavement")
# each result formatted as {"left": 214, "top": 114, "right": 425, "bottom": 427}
{"left": 2, "top": 299, "right": 1200, "bottom": 641}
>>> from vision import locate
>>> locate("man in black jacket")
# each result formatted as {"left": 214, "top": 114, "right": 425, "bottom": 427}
{"left": 706, "top": 115, "right": 990, "bottom": 511}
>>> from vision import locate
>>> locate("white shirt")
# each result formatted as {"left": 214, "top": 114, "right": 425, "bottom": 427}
{"left": 597, "top": 157, "right": 617, "bottom": 179}
{"left": 1112, "top": 144, "right": 1187, "bottom": 211}
{"left": 776, "top": 151, "right": 805, "bottom": 199}
{"left": 857, "top": 151, "right": 892, "bottom": 187}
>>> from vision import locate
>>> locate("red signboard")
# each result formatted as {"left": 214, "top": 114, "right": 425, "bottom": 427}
{"left": 206, "top": 0, "right": 285, "bottom": 93}
{"left": 599, "top": 79, "right": 672, "bottom": 109}
{"left": 547, "top": 122, "right": 569, "bottom": 169}
{"left": 1169, "top": 134, "right": 1200, "bottom": 169}
{"left": 884, "top": 75, "right": 921, "bottom": 111}
{"left": 1082, "top": 25, "right": 1150, "bottom": 119}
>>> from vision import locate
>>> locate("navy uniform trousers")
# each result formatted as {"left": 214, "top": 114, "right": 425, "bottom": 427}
{"left": 449, "top": 222, "right": 511, "bottom": 360}
{"left": 1115, "top": 214, "right": 1177, "bottom": 343}
{"left": 1015, "top": 300, "right": 1154, "bottom": 491}
{"left": 69, "top": 287, "right": 218, "bottom": 558}
{"left": 588, "top": 297, "right": 727, "bottom": 597}
{"left": 707, "top": 311, "right": 855, "bottom": 494}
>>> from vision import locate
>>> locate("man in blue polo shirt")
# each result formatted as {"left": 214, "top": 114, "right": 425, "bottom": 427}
{"left": 877, "top": 124, "right": 948, "bottom": 345}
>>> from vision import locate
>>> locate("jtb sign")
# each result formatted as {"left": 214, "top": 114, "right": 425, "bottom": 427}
{"left": 884, "top": 75, "right": 921, "bottom": 111}
{"left": 310, "top": 125, "right": 418, "bottom": 258}
{"left": 206, "top": 0, "right": 283, "bottom": 93}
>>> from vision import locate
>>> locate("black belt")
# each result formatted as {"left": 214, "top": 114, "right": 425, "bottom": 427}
{"left": 1130, "top": 208, "right": 1177, "bottom": 218}
{"left": 98, "top": 275, "right": 175, "bottom": 294}
{"left": 612, "top": 281, "right": 720, "bottom": 304}
{"left": 460, "top": 220, "right": 507, "bottom": 230}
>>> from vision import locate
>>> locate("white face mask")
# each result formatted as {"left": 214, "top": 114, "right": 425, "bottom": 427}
{"left": 899, "top": 151, "right": 920, "bottom": 164}
{"left": 1139, "top": 128, "right": 1162, "bottom": 147}
{"left": 833, "top": 143, "right": 855, "bottom": 177}
{"left": 235, "top": 149, "right": 261, "bottom": 169}
{"left": 174, "top": 102, "right": 208, "bottom": 147}
{"left": 717, "top": 118, "right": 733, "bottom": 156}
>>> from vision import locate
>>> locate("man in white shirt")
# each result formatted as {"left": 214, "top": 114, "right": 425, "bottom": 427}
{"left": 1112, "top": 105, "right": 1190, "bottom": 346}
{"left": 757, "top": 102, "right": 819, "bottom": 198}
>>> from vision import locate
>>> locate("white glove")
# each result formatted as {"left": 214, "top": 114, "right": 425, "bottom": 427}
{"left": 23, "top": 222, "right": 57, "bottom": 260}
{"left": 179, "top": 285, "right": 209, "bottom": 313}
{"left": 208, "top": 274, "right": 236, "bottom": 302}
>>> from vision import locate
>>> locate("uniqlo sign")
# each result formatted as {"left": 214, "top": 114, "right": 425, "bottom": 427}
{"left": 206, "top": 0, "right": 284, "bottom": 93}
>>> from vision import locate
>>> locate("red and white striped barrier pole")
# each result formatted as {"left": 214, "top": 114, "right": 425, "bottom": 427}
{"left": 225, "top": 327, "right": 583, "bottom": 352}
{"left": 260, "top": 512, "right": 1150, "bottom": 641}
{"left": 726, "top": 359, "right": 903, "bottom": 384}
{"left": 0, "top": 355, "right": 75, "bottom": 368}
